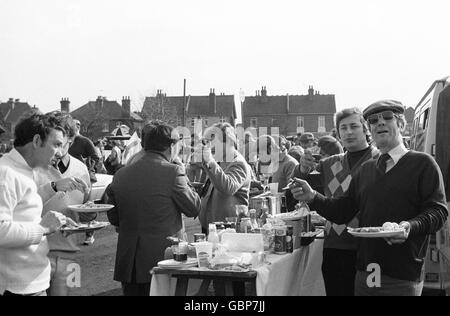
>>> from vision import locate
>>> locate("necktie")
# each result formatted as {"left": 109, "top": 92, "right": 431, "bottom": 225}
{"left": 377, "top": 153, "right": 391, "bottom": 173}
{"left": 200, "top": 179, "right": 211, "bottom": 198}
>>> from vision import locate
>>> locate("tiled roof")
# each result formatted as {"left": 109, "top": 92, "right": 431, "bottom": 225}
{"left": 0, "top": 101, "right": 33, "bottom": 123}
{"left": 142, "top": 95, "right": 236, "bottom": 118}
{"left": 242, "top": 94, "right": 336, "bottom": 116}
{"left": 71, "top": 98, "right": 143, "bottom": 121}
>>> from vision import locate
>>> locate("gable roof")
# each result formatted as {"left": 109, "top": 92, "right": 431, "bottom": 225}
{"left": 242, "top": 94, "right": 336, "bottom": 116}
{"left": 0, "top": 101, "right": 34, "bottom": 123}
{"left": 71, "top": 98, "right": 143, "bottom": 121}
{"left": 142, "top": 94, "right": 236, "bottom": 118}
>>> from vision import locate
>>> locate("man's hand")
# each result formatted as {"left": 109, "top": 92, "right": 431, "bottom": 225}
{"left": 202, "top": 147, "right": 214, "bottom": 165}
{"left": 40, "top": 211, "right": 67, "bottom": 235}
{"left": 300, "top": 150, "right": 317, "bottom": 173}
{"left": 55, "top": 177, "right": 88, "bottom": 193}
{"left": 385, "top": 221, "right": 411, "bottom": 246}
{"left": 290, "top": 178, "right": 316, "bottom": 203}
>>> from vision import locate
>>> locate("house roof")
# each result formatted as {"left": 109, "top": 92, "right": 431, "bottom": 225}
{"left": 71, "top": 98, "right": 143, "bottom": 121}
{"left": 142, "top": 94, "right": 236, "bottom": 118}
{"left": 0, "top": 101, "right": 33, "bottom": 123}
{"left": 242, "top": 94, "right": 336, "bottom": 116}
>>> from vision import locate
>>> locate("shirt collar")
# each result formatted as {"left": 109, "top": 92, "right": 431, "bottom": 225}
{"left": 387, "top": 143, "right": 408, "bottom": 165}
{"left": 7, "top": 148, "right": 33, "bottom": 171}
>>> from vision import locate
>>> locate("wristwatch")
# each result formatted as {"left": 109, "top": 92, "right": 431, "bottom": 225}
{"left": 51, "top": 181, "right": 58, "bottom": 192}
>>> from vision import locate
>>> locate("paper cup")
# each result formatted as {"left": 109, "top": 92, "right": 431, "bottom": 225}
{"left": 194, "top": 242, "right": 213, "bottom": 268}
{"left": 269, "top": 183, "right": 279, "bottom": 194}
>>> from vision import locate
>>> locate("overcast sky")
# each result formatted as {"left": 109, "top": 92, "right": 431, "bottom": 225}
{"left": 1, "top": 0, "right": 449, "bottom": 113}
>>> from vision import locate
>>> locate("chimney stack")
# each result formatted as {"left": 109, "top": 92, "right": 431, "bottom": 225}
{"left": 261, "top": 86, "right": 267, "bottom": 98}
{"left": 96, "top": 96, "right": 104, "bottom": 112}
{"left": 122, "top": 96, "right": 131, "bottom": 117}
{"left": 60, "top": 98, "right": 70, "bottom": 113}
{"left": 8, "top": 98, "right": 15, "bottom": 111}
{"left": 209, "top": 88, "right": 217, "bottom": 114}
{"left": 308, "top": 85, "right": 314, "bottom": 99}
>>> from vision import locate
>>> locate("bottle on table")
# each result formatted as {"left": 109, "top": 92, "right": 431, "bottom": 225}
{"left": 208, "top": 223, "right": 219, "bottom": 255}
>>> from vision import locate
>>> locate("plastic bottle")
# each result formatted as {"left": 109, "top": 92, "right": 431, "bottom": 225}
{"left": 207, "top": 223, "right": 219, "bottom": 254}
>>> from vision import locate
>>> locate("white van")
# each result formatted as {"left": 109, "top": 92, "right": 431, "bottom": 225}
{"left": 411, "top": 76, "right": 450, "bottom": 294}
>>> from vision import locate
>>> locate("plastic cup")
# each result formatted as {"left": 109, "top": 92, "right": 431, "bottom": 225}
{"left": 194, "top": 242, "right": 213, "bottom": 268}
{"left": 269, "top": 183, "right": 279, "bottom": 194}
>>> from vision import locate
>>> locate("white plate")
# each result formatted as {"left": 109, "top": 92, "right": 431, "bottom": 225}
{"left": 60, "top": 221, "right": 110, "bottom": 233}
{"left": 157, "top": 258, "right": 198, "bottom": 269}
{"left": 348, "top": 229, "right": 405, "bottom": 238}
{"left": 68, "top": 204, "right": 114, "bottom": 213}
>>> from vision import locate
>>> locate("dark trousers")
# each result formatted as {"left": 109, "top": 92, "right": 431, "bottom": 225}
{"left": 122, "top": 282, "right": 151, "bottom": 296}
{"left": 321, "top": 248, "right": 357, "bottom": 296}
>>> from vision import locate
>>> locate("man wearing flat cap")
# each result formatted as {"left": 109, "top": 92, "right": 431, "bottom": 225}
{"left": 292, "top": 99, "right": 448, "bottom": 296}
{"left": 298, "top": 132, "right": 316, "bottom": 150}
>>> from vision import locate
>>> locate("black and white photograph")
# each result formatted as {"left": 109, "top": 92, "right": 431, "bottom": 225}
{"left": 0, "top": 0, "right": 449, "bottom": 298}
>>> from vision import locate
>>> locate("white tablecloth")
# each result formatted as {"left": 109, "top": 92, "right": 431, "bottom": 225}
{"left": 150, "top": 239, "right": 325, "bottom": 296}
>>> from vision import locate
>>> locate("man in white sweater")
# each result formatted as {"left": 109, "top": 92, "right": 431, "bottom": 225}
{"left": 35, "top": 112, "right": 90, "bottom": 296}
{"left": 0, "top": 113, "right": 70, "bottom": 296}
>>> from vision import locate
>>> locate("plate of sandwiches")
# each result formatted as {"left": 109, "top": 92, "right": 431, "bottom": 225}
{"left": 157, "top": 258, "right": 198, "bottom": 269}
{"left": 347, "top": 223, "right": 405, "bottom": 238}
{"left": 60, "top": 221, "right": 110, "bottom": 234}
{"left": 68, "top": 202, "right": 114, "bottom": 213}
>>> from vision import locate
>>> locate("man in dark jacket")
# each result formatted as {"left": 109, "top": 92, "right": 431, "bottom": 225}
{"left": 292, "top": 100, "right": 448, "bottom": 296}
{"left": 106, "top": 121, "right": 201, "bottom": 296}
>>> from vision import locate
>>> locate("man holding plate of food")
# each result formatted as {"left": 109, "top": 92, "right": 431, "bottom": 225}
{"left": 291, "top": 100, "right": 448, "bottom": 296}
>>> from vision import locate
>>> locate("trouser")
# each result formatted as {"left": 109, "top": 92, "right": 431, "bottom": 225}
{"left": 47, "top": 255, "right": 75, "bottom": 296}
{"left": 1, "top": 290, "right": 47, "bottom": 297}
{"left": 321, "top": 248, "right": 357, "bottom": 296}
{"left": 122, "top": 283, "right": 151, "bottom": 296}
{"left": 355, "top": 271, "right": 424, "bottom": 296}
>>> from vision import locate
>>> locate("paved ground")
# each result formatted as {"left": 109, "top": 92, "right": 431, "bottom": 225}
{"left": 69, "top": 213, "right": 202, "bottom": 296}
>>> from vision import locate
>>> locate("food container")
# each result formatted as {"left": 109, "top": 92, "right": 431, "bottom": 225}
{"left": 194, "top": 242, "right": 213, "bottom": 268}
{"left": 274, "top": 225, "right": 287, "bottom": 254}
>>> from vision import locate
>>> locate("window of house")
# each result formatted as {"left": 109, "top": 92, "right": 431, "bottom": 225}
{"left": 297, "top": 116, "right": 304, "bottom": 128}
{"left": 102, "top": 123, "right": 109, "bottom": 133}
{"left": 220, "top": 117, "right": 227, "bottom": 123}
{"left": 250, "top": 117, "right": 258, "bottom": 128}
{"left": 318, "top": 116, "right": 326, "bottom": 133}
{"left": 191, "top": 118, "right": 195, "bottom": 128}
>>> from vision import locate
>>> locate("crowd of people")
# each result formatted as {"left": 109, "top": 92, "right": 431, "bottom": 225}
{"left": 0, "top": 98, "right": 448, "bottom": 296}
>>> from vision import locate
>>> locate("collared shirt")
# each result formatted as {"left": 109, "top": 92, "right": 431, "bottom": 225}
{"left": 385, "top": 143, "right": 409, "bottom": 173}
{"left": 0, "top": 149, "right": 50, "bottom": 295}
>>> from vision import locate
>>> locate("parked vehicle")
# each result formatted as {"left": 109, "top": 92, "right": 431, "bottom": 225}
{"left": 411, "top": 76, "right": 450, "bottom": 295}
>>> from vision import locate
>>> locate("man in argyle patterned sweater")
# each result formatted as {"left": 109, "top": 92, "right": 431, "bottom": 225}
{"left": 292, "top": 107, "right": 379, "bottom": 296}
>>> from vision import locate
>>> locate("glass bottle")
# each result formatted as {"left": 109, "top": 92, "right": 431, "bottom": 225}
{"left": 249, "top": 209, "right": 259, "bottom": 231}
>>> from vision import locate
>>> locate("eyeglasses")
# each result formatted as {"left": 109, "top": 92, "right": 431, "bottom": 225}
{"left": 367, "top": 111, "right": 395, "bottom": 125}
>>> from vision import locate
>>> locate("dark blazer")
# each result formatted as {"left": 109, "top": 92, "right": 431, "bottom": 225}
{"left": 106, "top": 151, "right": 201, "bottom": 283}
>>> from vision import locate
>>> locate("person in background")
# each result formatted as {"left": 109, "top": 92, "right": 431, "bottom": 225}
{"left": 68, "top": 120, "right": 99, "bottom": 245}
{"left": 35, "top": 112, "right": 91, "bottom": 296}
{"left": 317, "top": 135, "right": 344, "bottom": 158}
{"left": 68, "top": 120, "right": 100, "bottom": 177}
{"left": 197, "top": 123, "right": 252, "bottom": 232}
{"left": 106, "top": 121, "right": 200, "bottom": 296}
{"left": 0, "top": 112, "right": 69, "bottom": 296}
{"left": 298, "top": 132, "right": 316, "bottom": 151}
{"left": 292, "top": 107, "right": 378, "bottom": 296}
{"left": 292, "top": 100, "right": 448, "bottom": 296}
{"left": 93, "top": 139, "right": 107, "bottom": 174}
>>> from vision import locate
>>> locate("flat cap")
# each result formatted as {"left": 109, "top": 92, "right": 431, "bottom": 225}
{"left": 299, "top": 132, "right": 315, "bottom": 143}
{"left": 363, "top": 100, "right": 405, "bottom": 119}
